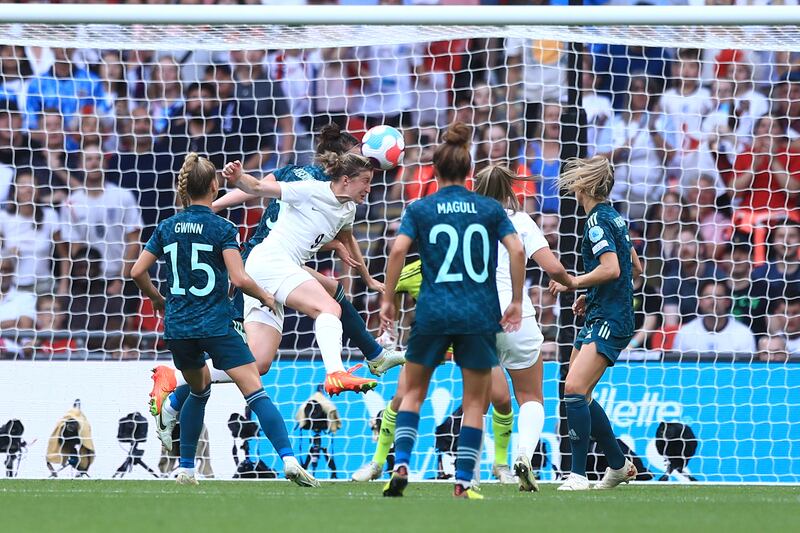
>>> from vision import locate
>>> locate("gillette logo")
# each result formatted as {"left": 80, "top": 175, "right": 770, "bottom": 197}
{"left": 593, "top": 387, "right": 682, "bottom": 428}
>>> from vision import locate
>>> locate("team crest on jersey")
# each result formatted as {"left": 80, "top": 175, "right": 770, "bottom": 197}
{"left": 589, "top": 226, "right": 604, "bottom": 243}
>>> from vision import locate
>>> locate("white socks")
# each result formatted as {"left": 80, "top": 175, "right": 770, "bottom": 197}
{"left": 175, "top": 362, "right": 234, "bottom": 387}
{"left": 315, "top": 313, "right": 345, "bottom": 373}
{"left": 518, "top": 401, "right": 545, "bottom": 460}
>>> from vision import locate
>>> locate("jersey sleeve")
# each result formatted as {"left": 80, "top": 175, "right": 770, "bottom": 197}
{"left": 144, "top": 223, "right": 163, "bottom": 257}
{"left": 587, "top": 217, "right": 617, "bottom": 259}
{"left": 271, "top": 164, "right": 296, "bottom": 182}
{"left": 521, "top": 215, "right": 549, "bottom": 258}
{"left": 397, "top": 203, "right": 418, "bottom": 241}
{"left": 278, "top": 180, "right": 320, "bottom": 207}
{"left": 341, "top": 208, "right": 356, "bottom": 233}
{"left": 220, "top": 221, "right": 240, "bottom": 251}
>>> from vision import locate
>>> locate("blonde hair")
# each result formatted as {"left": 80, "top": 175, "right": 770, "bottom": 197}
{"left": 177, "top": 153, "right": 217, "bottom": 207}
{"left": 316, "top": 151, "right": 373, "bottom": 181}
{"left": 557, "top": 156, "right": 615, "bottom": 200}
{"left": 474, "top": 164, "right": 521, "bottom": 212}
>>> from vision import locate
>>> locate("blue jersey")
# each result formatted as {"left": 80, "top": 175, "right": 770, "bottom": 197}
{"left": 582, "top": 203, "right": 634, "bottom": 338}
{"left": 145, "top": 205, "right": 240, "bottom": 340}
{"left": 398, "top": 185, "right": 516, "bottom": 335}
{"left": 240, "top": 164, "right": 331, "bottom": 263}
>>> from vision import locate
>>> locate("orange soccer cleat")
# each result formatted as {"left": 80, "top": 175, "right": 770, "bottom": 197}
{"left": 149, "top": 365, "right": 177, "bottom": 416}
{"left": 324, "top": 364, "right": 378, "bottom": 396}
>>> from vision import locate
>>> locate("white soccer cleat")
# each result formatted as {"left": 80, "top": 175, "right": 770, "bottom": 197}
{"left": 155, "top": 397, "right": 178, "bottom": 452}
{"left": 367, "top": 349, "right": 406, "bottom": 377}
{"left": 176, "top": 470, "right": 198, "bottom": 486}
{"left": 491, "top": 463, "right": 517, "bottom": 484}
{"left": 284, "top": 456, "right": 320, "bottom": 488}
{"left": 557, "top": 473, "right": 591, "bottom": 491}
{"left": 593, "top": 459, "right": 638, "bottom": 490}
{"left": 351, "top": 460, "right": 384, "bottom": 482}
{"left": 513, "top": 454, "right": 540, "bottom": 492}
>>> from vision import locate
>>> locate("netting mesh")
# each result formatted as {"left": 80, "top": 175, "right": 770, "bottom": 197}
{"left": 0, "top": 19, "right": 798, "bottom": 482}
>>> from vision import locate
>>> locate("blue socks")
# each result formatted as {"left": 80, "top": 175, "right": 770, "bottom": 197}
{"left": 589, "top": 399, "right": 626, "bottom": 470}
{"left": 245, "top": 388, "right": 294, "bottom": 458}
{"left": 393, "top": 411, "right": 420, "bottom": 467}
{"left": 168, "top": 385, "right": 190, "bottom": 413}
{"left": 455, "top": 425, "right": 482, "bottom": 484}
{"left": 564, "top": 393, "right": 591, "bottom": 477}
{"left": 335, "top": 283, "right": 382, "bottom": 361}
{"left": 179, "top": 385, "right": 211, "bottom": 469}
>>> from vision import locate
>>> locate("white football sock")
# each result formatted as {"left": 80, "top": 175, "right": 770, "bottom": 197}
{"left": 518, "top": 401, "right": 545, "bottom": 461}
{"left": 314, "top": 313, "right": 346, "bottom": 373}
{"left": 175, "top": 362, "right": 233, "bottom": 387}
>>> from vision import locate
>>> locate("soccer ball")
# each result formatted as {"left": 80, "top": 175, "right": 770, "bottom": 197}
{"left": 361, "top": 125, "right": 405, "bottom": 170}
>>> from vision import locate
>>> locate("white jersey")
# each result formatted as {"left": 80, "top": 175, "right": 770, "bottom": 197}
{"left": 252, "top": 180, "right": 356, "bottom": 266}
{"left": 496, "top": 211, "right": 549, "bottom": 318}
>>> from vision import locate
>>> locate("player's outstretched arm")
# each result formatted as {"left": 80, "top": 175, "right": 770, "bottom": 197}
{"left": 550, "top": 251, "right": 620, "bottom": 296}
{"left": 131, "top": 250, "right": 165, "bottom": 315}
{"left": 500, "top": 233, "right": 525, "bottom": 333}
{"left": 380, "top": 234, "right": 412, "bottom": 334}
{"left": 222, "top": 249, "right": 277, "bottom": 314}
{"left": 212, "top": 187, "right": 260, "bottom": 213}
{"left": 531, "top": 246, "right": 574, "bottom": 288}
{"left": 222, "top": 160, "right": 282, "bottom": 199}
{"left": 337, "top": 229, "right": 384, "bottom": 293}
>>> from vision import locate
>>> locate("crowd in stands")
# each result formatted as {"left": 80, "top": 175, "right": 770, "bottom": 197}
{"left": 0, "top": 0, "right": 798, "bottom": 362}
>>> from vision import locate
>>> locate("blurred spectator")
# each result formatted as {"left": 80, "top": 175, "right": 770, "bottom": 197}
{"left": 529, "top": 283, "right": 557, "bottom": 342}
{"left": 682, "top": 173, "right": 733, "bottom": 246}
{"left": 703, "top": 78, "right": 745, "bottom": 184}
{"left": 28, "top": 108, "right": 73, "bottom": 194}
{"left": 412, "top": 40, "right": 466, "bottom": 129}
{"left": 757, "top": 335, "right": 789, "bottom": 363}
{"left": 539, "top": 340, "right": 558, "bottom": 362}
{"left": 125, "top": 49, "right": 155, "bottom": 101}
{"left": 760, "top": 223, "right": 800, "bottom": 298}
{"left": 306, "top": 47, "right": 355, "bottom": 132}
{"left": 662, "top": 229, "right": 724, "bottom": 326}
{"left": 59, "top": 143, "right": 142, "bottom": 303}
{"left": 730, "top": 60, "right": 770, "bottom": 144}
{"left": 96, "top": 50, "right": 128, "bottom": 103}
{"left": 590, "top": 43, "right": 671, "bottom": 111}
{"left": 611, "top": 76, "right": 676, "bottom": 222}
{"left": 26, "top": 47, "right": 111, "bottom": 129}
{"left": 63, "top": 246, "right": 124, "bottom": 347}
{"left": 0, "top": 169, "right": 67, "bottom": 294}
{"left": 0, "top": 100, "right": 56, "bottom": 201}
{"left": 527, "top": 103, "right": 562, "bottom": 214}
{"left": 0, "top": 255, "right": 35, "bottom": 331}
{"left": 166, "top": 82, "right": 225, "bottom": 170}
{"left": 507, "top": 37, "right": 565, "bottom": 139}
{"left": 661, "top": 48, "right": 716, "bottom": 189}
{"left": 629, "top": 267, "right": 662, "bottom": 351}
{"left": 729, "top": 240, "right": 769, "bottom": 338}
{"left": 402, "top": 125, "right": 438, "bottom": 202}
{"left": 580, "top": 53, "right": 614, "bottom": 158}
{"left": 539, "top": 213, "right": 559, "bottom": 252}
{"left": 146, "top": 55, "right": 184, "bottom": 134}
{"left": 0, "top": 44, "right": 32, "bottom": 112}
{"left": 673, "top": 279, "right": 756, "bottom": 354}
{"left": 230, "top": 49, "right": 293, "bottom": 169}
{"left": 356, "top": 42, "right": 414, "bottom": 129}
{"left": 106, "top": 108, "right": 175, "bottom": 242}
{"left": 644, "top": 189, "right": 684, "bottom": 263}
{"left": 474, "top": 121, "right": 535, "bottom": 212}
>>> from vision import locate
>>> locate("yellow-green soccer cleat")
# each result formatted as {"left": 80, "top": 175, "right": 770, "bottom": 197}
{"left": 513, "top": 454, "right": 540, "bottom": 492}
{"left": 367, "top": 349, "right": 406, "bottom": 377}
{"left": 453, "top": 483, "right": 484, "bottom": 500}
{"left": 382, "top": 465, "right": 409, "bottom": 497}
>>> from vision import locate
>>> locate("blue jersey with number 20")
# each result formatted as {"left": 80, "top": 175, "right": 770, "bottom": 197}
{"left": 145, "top": 205, "right": 240, "bottom": 340}
{"left": 398, "top": 185, "right": 516, "bottom": 335}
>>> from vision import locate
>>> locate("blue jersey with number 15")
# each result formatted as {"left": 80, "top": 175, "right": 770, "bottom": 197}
{"left": 398, "top": 185, "right": 516, "bottom": 335}
{"left": 145, "top": 205, "right": 240, "bottom": 340}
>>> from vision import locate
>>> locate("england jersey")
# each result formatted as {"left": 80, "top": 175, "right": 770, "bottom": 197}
{"left": 252, "top": 180, "right": 355, "bottom": 265}
{"left": 496, "top": 211, "right": 549, "bottom": 318}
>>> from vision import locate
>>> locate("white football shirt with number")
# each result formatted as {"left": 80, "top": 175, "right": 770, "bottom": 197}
{"left": 496, "top": 210, "right": 549, "bottom": 318}
{"left": 255, "top": 180, "right": 355, "bottom": 265}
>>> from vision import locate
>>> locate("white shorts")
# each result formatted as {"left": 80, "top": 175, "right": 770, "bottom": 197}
{"left": 495, "top": 315, "right": 544, "bottom": 370}
{"left": 243, "top": 251, "right": 313, "bottom": 332}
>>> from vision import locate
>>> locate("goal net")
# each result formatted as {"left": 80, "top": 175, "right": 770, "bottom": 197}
{"left": 0, "top": 5, "right": 797, "bottom": 483}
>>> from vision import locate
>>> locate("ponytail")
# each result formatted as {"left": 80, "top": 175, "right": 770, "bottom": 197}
{"left": 315, "top": 123, "right": 359, "bottom": 155}
{"left": 558, "top": 156, "right": 615, "bottom": 201}
{"left": 433, "top": 122, "right": 472, "bottom": 182}
{"left": 177, "top": 152, "right": 217, "bottom": 206}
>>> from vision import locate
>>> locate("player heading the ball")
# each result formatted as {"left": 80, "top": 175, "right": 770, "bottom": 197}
{"left": 131, "top": 153, "right": 318, "bottom": 487}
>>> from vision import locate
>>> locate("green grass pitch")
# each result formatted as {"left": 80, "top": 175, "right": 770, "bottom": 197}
{"left": 2, "top": 480, "right": 798, "bottom": 533}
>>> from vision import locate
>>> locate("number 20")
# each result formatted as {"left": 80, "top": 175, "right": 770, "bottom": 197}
{"left": 163, "top": 242, "right": 215, "bottom": 296}
{"left": 428, "top": 223, "right": 489, "bottom": 284}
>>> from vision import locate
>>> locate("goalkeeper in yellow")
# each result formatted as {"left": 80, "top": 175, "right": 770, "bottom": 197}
{"left": 352, "top": 164, "right": 573, "bottom": 491}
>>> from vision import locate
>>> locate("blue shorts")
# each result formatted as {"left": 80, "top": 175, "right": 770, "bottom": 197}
{"left": 165, "top": 321, "right": 254, "bottom": 371}
{"left": 406, "top": 329, "right": 498, "bottom": 370}
{"left": 574, "top": 321, "right": 632, "bottom": 366}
